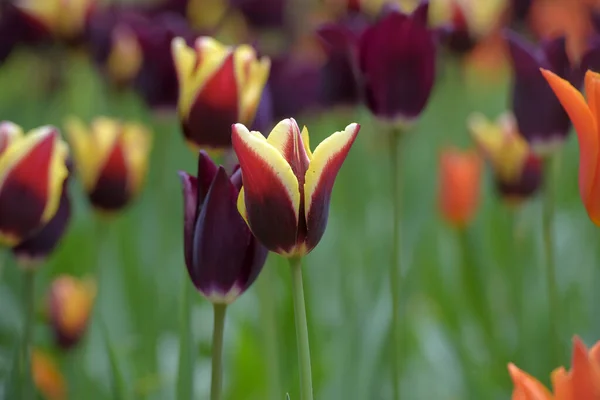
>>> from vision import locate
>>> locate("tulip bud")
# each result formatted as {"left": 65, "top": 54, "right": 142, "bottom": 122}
{"left": 358, "top": 2, "right": 436, "bottom": 126}
{"left": 438, "top": 148, "right": 482, "bottom": 227}
{"left": 48, "top": 275, "right": 96, "bottom": 349}
{"left": 171, "top": 36, "right": 270, "bottom": 151}
{"left": 105, "top": 24, "right": 143, "bottom": 87}
{"left": 15, "top": 0, "right": 95, "bottom": 41}
{"left": 179, "top": 152, "right": 268, "bottom": 303}
{"left": 65, "top": 116, "right": 151, "bottom": 212}
{"left": 468, "top": 112, "right": 542, "bottom": 203}
{"left": 232, "top": 118, "right": 359, "bottom": 257}
{"left": 0, "top": 124, "right": 69, "bottom": 246}
{"left": 31, "top": 349, "right": 67, "bottom": 400}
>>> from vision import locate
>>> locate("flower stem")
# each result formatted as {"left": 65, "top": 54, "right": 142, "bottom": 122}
{"left": 542, "top": 154, "right": 560, "bottom": 365}
{"left": 210, "top": 303, "right": 227, "bottom": 400}
{"left": 289, "top": 257, "right": 313, "bottom": 400}
{"left": 389, "top": 129, "right": 402, "bottom": 400}
{"left": 20, "top": 269, "right": 35, "bottom": 400}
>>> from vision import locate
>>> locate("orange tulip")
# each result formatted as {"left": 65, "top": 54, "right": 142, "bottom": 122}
{"left": 31, "top": 349, "right": 67, "bottom": 400}
{"left": 541, "top": 68, "right": 600, "bottom": 225}
{"left": 438, "top": 147, "right": 482, "bottom": 227}
{"left": 508, "top": 336, "right": 600, "bottom": 400}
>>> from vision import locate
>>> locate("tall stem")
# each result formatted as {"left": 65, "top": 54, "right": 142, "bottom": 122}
{"left": 258, "top": 262, "right": 282, "bottom": 400}
{"left": 389, "top": 129, "right": 401, "bottom": 400}
{"left": 20, "top": 269, "right": 35, "bottom": 400}
{"left": 289, "top": 257, "right": 313, "bottom": 400}
{"left": 210, "top": 304, "right": 227, "bottom": 400}
{"left": 542, "top": 154, "right": 560, "bottom": 365}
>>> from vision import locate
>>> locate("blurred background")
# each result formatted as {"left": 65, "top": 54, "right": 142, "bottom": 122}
{"left": 0, "top": 0, "right": 599, "bottom": 398}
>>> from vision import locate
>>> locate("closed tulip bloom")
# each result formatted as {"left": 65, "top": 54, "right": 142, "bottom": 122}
{"left": 179, "top": 152, "right": 267, "bottom": 303}
{"left": 15, "top": 0, "right": 95, "bottom": 41}
{"left": 0, "top": 124, "right": 69, "bottom": 246}
{"left": 172, "top": 36, "right": 271, "bottom": 151}
{"left": 65, "top": 117, "right": 151, "bottom": 212}
{"left": 438, "top": 148, "right": 482, "bottom": 227}
{"left": 48, "top": 275, "right": 96, "bottom": 349}
{"left": 469, "top": 112, "right": 542, "bottom": 202}
{"left": 359, "top": 2, "right": 436, "bottom": 125}
{"left": 542, "top": 69, "right": 600, "bottom": 225}
{"left": 508, "top": 336, "right": 600, "bottom": 400}
{"left": 505, "top": 31, "right": 583, "bottom": 153}
{"left": 232, "top": 118, "right": 360, "bottom": 257}
{"left": 31, "top": 349, "right": 67, "bottom": 400}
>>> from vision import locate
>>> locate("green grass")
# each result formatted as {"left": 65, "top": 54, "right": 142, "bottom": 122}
{"left": 0, "top": 47, "right": 596, "bottom": 400}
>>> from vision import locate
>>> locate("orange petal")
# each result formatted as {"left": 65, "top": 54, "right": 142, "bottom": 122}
{"left": 570, "top": 337, "right": 600, "bottom": 400}
{"left": 551, "top": 366, "right": 573, "bottom": 400}
{"left": 508, "top": 363, "right": 554, "bottom": 400}
{"left": 540, "top": 69, "right": 597, "bottom": 211}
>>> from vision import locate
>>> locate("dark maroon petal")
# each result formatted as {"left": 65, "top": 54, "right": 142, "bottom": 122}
{"left": 505, "top": 31, "right": 573, "bottom": 145}
{"left": 0, "top": 131, "right": 56, "bottom": 242}
{"left": 12, "top": 185, "right": 71, "bottom": 263}
{"left": 196, "top": 151, "right": 219, "bottom": 204}
{"left": 495, "top": 155, "right": 543, "bottom": 200}
{"left": 183, "top": 54, "right": 240, "bottom": 149}
{"left": 319, "top": 50, "right": 362, "bottom": 108}
{"left": 359, "top": 8, "right": 436, "bottom": 121}
{"left": 88, "top": 143, "right": 130, "bottom": 211}
{"left": 411, "top": 0, "right": 430, "bottom": 26}
{"left": 179, "top": 171, "right": 198, "bottom": 271}
{"left": 511, "top": 0, "right": 532, "bottom": 23}
{"left": 249, "top": 84, "right": 274, "bottom": 133}
{"left": 191, "top": 167, "right": 264, "bottom": 299}
{"left": 232, "top": 0, "right": 287, "bottom": 30}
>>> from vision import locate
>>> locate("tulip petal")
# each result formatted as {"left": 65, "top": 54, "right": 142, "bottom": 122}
{"left": 192, "top": 167, "right": 256, "bottom": 303}
{"left": 0, "top": 121, "right": 23, "bottom": 155}
{"left": 12, "top": 184, "right": 71, "bottom": 265}
{"left": 0, "top": 127, "right": 68, "bottom": 245}
{"left": 571, "top": 337, "right": 597, "bottom": 400}
{"left": 232, "top": 123, "right": 300, "bottom": 254}
{"left": 541, "top": 69, "right": 597, "bottom": 207}
{"left": 121, "top": 122, "right": 151, "bottom": 196}
{"left": 303, "top": 123, "right": 359, "bottom": 252}
{"left": 88, "top": 139, "right": 130, "bottom": 211}
{"left": 179, "top": 171, "right": 198, "bottom": 272}
{"left": 508, "top": 363, "right": 553, "bottom": 400}
{"left": 551, "top": 367, "right": 573, "bottom": 400}
{"left": 266, "top": 118, "right": 310, "bottom": 179}
{"left": 235, "top": 45, "right": 271, "bottom": 124}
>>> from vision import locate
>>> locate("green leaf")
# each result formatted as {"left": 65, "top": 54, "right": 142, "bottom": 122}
{"left": 100, "top": 316, "right": 129, "bottom": 400}
{"left": 176, "top": 277, "right": 194, "bottom": 400}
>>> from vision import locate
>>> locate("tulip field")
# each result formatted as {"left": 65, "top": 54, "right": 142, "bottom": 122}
{"left": 1, "top": 0, "right": 600, "bottom": 399}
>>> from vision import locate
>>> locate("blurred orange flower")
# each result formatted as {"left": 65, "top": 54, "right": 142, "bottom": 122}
{"left": 438, "top": 147, "right": 483, "bottom": 228}
{"left": 509, "top": 336, "right": 600, "bottom": 399}
{"left": 32, "top": 349, "right": 67, "bottom": 400}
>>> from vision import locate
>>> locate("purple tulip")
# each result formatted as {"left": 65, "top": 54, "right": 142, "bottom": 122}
{"left": 179, "top": 152, "right": 267, "bottom": 303}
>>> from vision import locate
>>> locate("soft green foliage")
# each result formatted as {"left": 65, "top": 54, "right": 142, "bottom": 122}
{"left": 0, "top": 50, "right": 595, "bottom": 399}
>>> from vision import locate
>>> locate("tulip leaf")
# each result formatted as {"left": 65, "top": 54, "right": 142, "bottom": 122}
{"left": 100, "top": 316, "right": 129, "bottom": 400}
{"left": 176, "top": 277, "right": 194, "bottom": 400}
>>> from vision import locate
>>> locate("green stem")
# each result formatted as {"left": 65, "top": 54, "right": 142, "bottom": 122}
{"left": 389, "top": 129, "right": 401, "bottom": 400}
{"left": 210, "top": 304, "right": 227, "bottom": 400}
{"left": 176, "top": 279, "right": 193, "bottom": 400}
{"left": 20, "top": 269, "right": 35, "bottom": 400}
{"left": 542, "top": 154, "right": 560, "bottom": 365}
{"left": 258, "top": 262, "right": 282, "bottom": 400}
{"left": 510, "top": 207, "right": 525, "bottom": 358}
{"left": 289, "top": 257, "right": 313, "bottom": 400}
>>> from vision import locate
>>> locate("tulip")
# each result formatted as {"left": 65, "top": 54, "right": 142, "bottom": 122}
{"left": 65, "top": 116, "right": 151, "bottom": 212}
{"left": 15, "top": 0, "right": 95, "bottom": 42}
{"left": 171, "top": 36, "right": 270, "bottom": 150}
{"left": 358, "top": 1, "right": 436, "bottom": 126}
{"left": 179, "top": 151, "right": 268, "bottom": 303}
{"left": 438, "top": 148, "right": 482, "bottom": 227}
{"left": 468, "top": 112, "right": 542, "bottom": 202}
{"left": 232, "top": 118, "right": 360, "bottom": 257}
{"left": 48, "top": 275, "right": 96, "bottom": 349}
{"left": 541, "top": 68, "right": 600, "bottom": 225}
{"left": 508, "top": 336, "right": 600, "bottom": 399}
{"left": 31, "top": 349, "right": 67, "bottom": 400}
{"left": 0, "top": 124, "right": 69, "bottom": 246}
{"left": 505, "top": 31, "right": 583, "bottom": 153}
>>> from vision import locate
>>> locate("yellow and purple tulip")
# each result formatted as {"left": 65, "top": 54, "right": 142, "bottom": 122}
{"left": 232, "top": 118, "right": 360, "bottom": 257}
{"left": 32, "top": 349, "right": 67, "bottom": 400}
{"left": 65, "top": 117, "right": 151, "bottom": 212}
{"left": 15, "top": 0, "right": 96, "bottom": 42}
{"left": 358, "top": 1, "right": 436, "bottom": 125}
{"left": 0, "top": 123, "right": 69, "bottom": 246}
{"left": 48, "top": 275, "right": 96, "bottom": 349}
{"left": 469, "top": 112, "right": 542, "bottom": 202}
{"left": 172, "top": 36, "right": 271, "bottom": 151}
{"left": 505, "top": 30, "right": 584, "bottom": 153}
{"left": 179, "top": 151, "right": 267, "bottom": 303}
